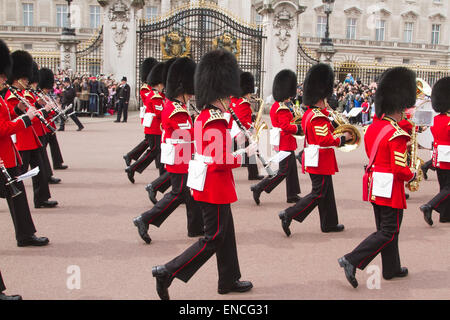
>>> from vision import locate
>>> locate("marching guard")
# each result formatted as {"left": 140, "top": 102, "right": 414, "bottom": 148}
{"left": 230, "top": 71, "right": 263, "bottom": 180}
{"left": 278, "top": 64, "right": 348, "bottom": 236}
{"left": 250, "top": 69, "right": 302, "bottom": 205}
{"left": 123, "top": 57, "right": 158, "bottom": 167}
{"left": 0, "top": 40, "right": 49, "bottom": 247}
{"left": 132, "top": 57, "right": 204, "bottom": 244}
{"left": 338, "top": 67, "right": 417, "bottom": 288}
{"left": 151, "top": 50, "right": 253, "bottom": 300}
{"left": 420, "top": 77, "right": 450, "bottom": 225}
{"left": 5, "top": 50, "right": 58, "bottom": 209}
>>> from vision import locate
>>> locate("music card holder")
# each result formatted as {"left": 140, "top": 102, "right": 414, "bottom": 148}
{"left": 371, "top": 171, "right": 394, "bottom": 198}
{"left": 437, "top": 145, "right": 450, "bottom": 163}
{"left": 304, "top": 145, "right": 319, "bottom": 168}
{"left": 139, "top": 106, "right": 146, "bottom": 119}
{"left": 187, "top": 159, "right": 207, "bottom": 191}
{"left": 160, "top": 142, "right": 175, "bottom": 165}
{"left": 270, "top": 127, "right": 281, "bottom": 146}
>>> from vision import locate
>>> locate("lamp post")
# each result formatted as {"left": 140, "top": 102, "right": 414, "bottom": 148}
{"left": 62, "top": 0, "right": 75, "bottom": 35}
{"left": 317, "top": 0, "right": 336, "bottom": 64}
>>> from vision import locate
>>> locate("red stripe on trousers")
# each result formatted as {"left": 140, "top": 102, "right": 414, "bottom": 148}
{"left": 292, "top": 175, "right": 325, "bottom": 219}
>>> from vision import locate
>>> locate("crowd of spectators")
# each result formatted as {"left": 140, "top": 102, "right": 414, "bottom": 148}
{"left": 295, "top": 73, "right": 377, "bottom": 125}
{"left": 52, "top": 70, "right": 122, "bottom": 116}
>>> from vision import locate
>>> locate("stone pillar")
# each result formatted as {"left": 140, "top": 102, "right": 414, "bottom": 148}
{"left": 58, "top": 30, "right": 79, "bottom": 72}
{"left": 161, "top": 0, "right": 171, "bottom": 15}
{"left": 100, "top": 0, "right": 141, "bottom": 109}
{"left": 259, "top": 1, "right": 305, "bottom": 103}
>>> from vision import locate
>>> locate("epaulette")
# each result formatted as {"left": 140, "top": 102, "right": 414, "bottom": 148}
{"left": 276, "top": 102, "right": 290, "bottom": 113}
{"left": 388, "top": 122, "right": 410, "bottom": 141}
{"left": 169, "top": 102, "right": 189, "bottom": 118}
{"left": 141, "top": 84, "right": 151, "bottom": 91}
{"left": 6, "top": 91, "right": 18, "bottom": 101}
{"left": 204, "top": 109, "right": 227, "bottom": 128}
{"left": 239, "top": 98, "right": 250, "bottom": 106}
{"left": 311, "top": 108, "right": 329, "bottom": 121}
{"left": 150, "top": 91, "right": 163, "bottom": 100}
{"left": 24, "top": 90, "right": 34, "bottom": 100}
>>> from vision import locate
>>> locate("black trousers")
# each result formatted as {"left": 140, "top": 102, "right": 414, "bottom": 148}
{"left": 0, "top": 166, "right": 37, "bottom": 241}
{"left": 427, "top": 168, "right": 450, "bottom": 221}
{"left": 345, "top": 204, "right": 403, "bottom": 279}
{"left": 150, "top": 170, "right": 172, "bottom": 194}
{"left": 285, "top": 173, "right": 339, "bottom": 231}
{"left": 253, "top": 151, "right": 300, "bottom": 199}
{"left": 47, "top": 133, "right": 64, "bottom": 168}
{"left": 126, "top": 137, "right": 149, "bottom": 162}
{"left": 141, "top": 173, "right": 203, "bottom": 234}
{"left": 165, "top": 202, "right": 241, "bottom": 288}
{"left": 130, "top": 134, "right": 162, "bottom": 174}
{"left": 116, "top": 100, "right": 128, "bottom": 122}
{"left": 0, "top": 271, "right": 5, "bottom": 292}
{"left": 38, "top": 135, "right": 53, "bottom": 179}
{"left": 19, "top": 149, "right": 51, "bottom": 206}
{"left": 59, "top": 107, "right": 84, "bottom": 130}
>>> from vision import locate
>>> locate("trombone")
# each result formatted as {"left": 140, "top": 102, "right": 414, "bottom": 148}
{"left": 326, "top": 101, "right": 361, "bottom": 152}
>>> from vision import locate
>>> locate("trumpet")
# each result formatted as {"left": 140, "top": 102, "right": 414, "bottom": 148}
{"left": 327, "top": 101, "right": 361, "bottom": 152}
{"left": 251, "top": 97, "right": 268, "bottom": 143}
{"left": 0, "top": 160, "right": 22, "bottom": 198}
{"left": 6, "top": 85, "right": 56, "bottom": 134}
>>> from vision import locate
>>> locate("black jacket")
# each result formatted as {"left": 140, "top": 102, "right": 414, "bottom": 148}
{"left": 62, "top": 85, "right": 76, "bottom": 107}
{"left": 117, "top": 83, "right": 130, "bottom": 103}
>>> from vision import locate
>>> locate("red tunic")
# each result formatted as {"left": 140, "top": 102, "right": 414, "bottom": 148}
{"left": 144, "top": 89, "right": 165, "bottom": 135}
{"left": 365, "top": 117, "right": 414, "bottom": 209}
{"left": 431, "top": 112, "right": 450, "bottom": 170}
{"left": 5, "top": 89, "right": 42, "bottom": 151}
{"left": 270, "top": 102, "right": 298, "bottom": 151}
{"left": 230, "top": 97, "right": 252, "bottom": 130}
{"left": 301, "top": 107, "right": 341, "bottom": 175}
{"left": 25, "top": 91, "right": 46, "bottom": 137}
{"left": 192, "top": 107, "right": 242, "bottom": 204}
{"left": 161, "top": 100, "right": 194, "bottom": 174}
{"left": 0, "top": 96, "right": 30, "bottom": 168}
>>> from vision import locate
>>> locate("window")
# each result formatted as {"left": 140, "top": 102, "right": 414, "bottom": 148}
{"left": 317, "top": 16, "right": 327, "bottom": 38}
{"left": 404, "top": 22, "right": 413, "bottom": 43}
{"left": 346, "top": 18, "right": 357, "bottom": 39}
{"left": 403, "top": 58, "right": 410, "bottom": 64}
{"left": 430, "top": 60, "right": 437, "bottom": 66}
{"left": 56, "top": 4, "right": 69, "bottom": 28}
{"left": 431, "top": 24, "right": 440, "bottom": 44}
{"left": 375, "top": 19, "right": 385, "bottom": 41}
{"left": 255, "top": 13, "right": 263, "bottom": 25}
{"left": 90, "top": 5, "right": 101, "bottom": 28}
{"left": 23, "top": 3, "right": 34, "bottom": 26}
{"left": 145, "top": 6, "right": 158, "bottom": 20}
{"left": 23, "top": 43, "right": 33, "bottom": 50}
{"left": 375, "top": 57, "right": 383, "bottom": 63}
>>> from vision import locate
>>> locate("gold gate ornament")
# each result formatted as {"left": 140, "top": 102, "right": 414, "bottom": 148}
{"left": 212, "top": 31, "right": 241, "bottom": 59}
{"left": 160, "top": 30, "right": 191, "bottom": 59}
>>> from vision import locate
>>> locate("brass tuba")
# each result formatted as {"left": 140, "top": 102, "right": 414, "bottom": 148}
{"left": 416, "top": 78, "right": 432, "bottom": 99}
{"left": 327, "top": 102, "right": 361, "bottom": 152}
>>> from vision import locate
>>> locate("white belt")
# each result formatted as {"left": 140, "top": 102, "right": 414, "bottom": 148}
{"left": 307, "top": 144, "right": 334, "bottom": 150}
{"left": 165, "top": 138, "right": 193, "bottom": 145}
{"left": 194, "top": 153, "right": 213, "bottom": 164}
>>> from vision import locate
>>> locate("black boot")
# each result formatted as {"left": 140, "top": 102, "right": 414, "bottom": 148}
{"left": 279, "top": 210, "right": 292, "bottom": 237}
{"left": 133, "top": 216, "right": 151, "bottom": 244}
{"left": 250, "top": 185, "right": 262, "bottom": 205}
{"left": 125, "top": 167, "right": 135, "bottom": 184}
{"left": 145, "top": 184, "right": 157, "bottom": 204}
{"left": 0, "top": 292, "right": 22, "bottom": 300}
{"left": 420, "top": 204, "right": 433, "bottom": 226}
{"left": 338, "top": 257, "right": 358, "bottom": 288}
{"left": 152, "top": 266, "right": 173, "bottom": 300}
{"left": 218, "top": 280, "right": 253, "bottom": 294}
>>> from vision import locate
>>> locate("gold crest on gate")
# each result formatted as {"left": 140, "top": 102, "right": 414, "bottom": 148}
{"left": 161, "top": 30, "right": 191, "bottom": 59}
{"left": 212, "top": 31, "right": 241, "bottom": 60}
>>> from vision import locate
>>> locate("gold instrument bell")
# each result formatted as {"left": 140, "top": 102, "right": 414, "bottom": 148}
{"left": 251, "top": 97, "right": 268, "bottom": 142}
{"left": 327, "top": 101, "right": 361, "bottom": 152}
{"left": 416, "top": 78, "right": 432, "bottom": 98}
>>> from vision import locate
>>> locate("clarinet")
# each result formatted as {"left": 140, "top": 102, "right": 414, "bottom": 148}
{"left": 227, "top": 107, "right": 275, "bottom": 177}
{"left": 29, "top": 88, "right": 68, "bottom": 122}
{"left": 0, "top": 161, "right": 22, "bottom": 198}
{"left": 6, "top": 85, "right": 56, "bottom": 134}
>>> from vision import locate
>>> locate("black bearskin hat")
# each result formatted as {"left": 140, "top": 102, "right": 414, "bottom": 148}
{"left": 147, "top": 62, "right": 165, "bottom": 87}
{"left": 302, "top": 63, "right": 334, "bottom": 106}
{"left": 38, "top": 68, "right": 55, "bottom": 90}
{"left": 240, "top": 72, "right": 255, "bottom": 96}
{"left": 374, "top": 67, "right": 416, "bottom": 118}
{"left": 161, "top": 57, "right": 177, "bottom": 88}
{"left": 9, "top": 50, "right": 33, "bottom": 82}
{"left": 431, "top": 77, "right": 450, "bottom": 113}
{"left": 194, "top": 49, "right": 240, "bottom": 108}
{"left": 272, "top": 69, "right": 297, "bottom": 102}
{"left": 165, "top": 57, "right": 196, "bottom": 100}
{"left": 0, "top": 40, "right": 12, "bottom": 77}
{"left": 29, "top": 61, "right": 39, "bottom": 84}
{"left": 140, "top": 57, "right": 158, "bottom": 83}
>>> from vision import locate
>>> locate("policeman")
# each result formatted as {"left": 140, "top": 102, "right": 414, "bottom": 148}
{"left": 132, "top": 57, "right": 203, "bottom": 243}
{"left": 123, "top": 57, "right": 158, "bottom": 167}
{"left": 278, "top": 63, "right": 347, "bottom": 236}
{"left": 420, "top": 77, "right": 450, "bottom": 225}
{"left": 151, "top": 50, "right": 253, "bottom": 300}
{"left": 250, "top": 69, "right": 302, "bottom": 205}
{"left": 338, "top": 67, "right": 417, "bottom": 288}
